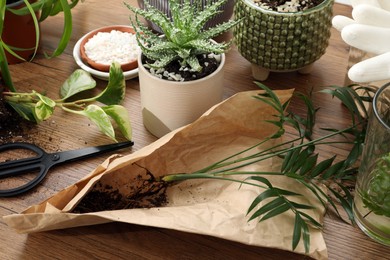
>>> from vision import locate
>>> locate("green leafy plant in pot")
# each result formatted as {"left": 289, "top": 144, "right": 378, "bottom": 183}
{"left": 0, "top": 0, "right": 83, "bottom": 91}
{"left": 125, "top": 0, "right": 240, "bottom": 138}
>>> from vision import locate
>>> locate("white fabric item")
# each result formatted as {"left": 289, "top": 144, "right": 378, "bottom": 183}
{"left": 332, "top": 2, "right": 390, "bottom": 82}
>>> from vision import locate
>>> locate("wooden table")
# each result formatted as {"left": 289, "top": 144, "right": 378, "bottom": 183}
{"left": 1, "top": 1, "right": 389, "bottom": 259}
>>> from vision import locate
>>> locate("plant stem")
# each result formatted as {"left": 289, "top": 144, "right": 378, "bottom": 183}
{"left": 194, "top": 124, "right": 360, "bottom": 177}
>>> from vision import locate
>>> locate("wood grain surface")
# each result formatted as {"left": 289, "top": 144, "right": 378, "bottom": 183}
{"left": 1, "top": 1, "right": 389, "bottom": 259}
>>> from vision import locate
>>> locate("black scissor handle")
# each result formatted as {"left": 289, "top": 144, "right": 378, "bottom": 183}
{"left": 0, "top": 163, "right": 48, "bottom": 197}
{"left": 0, "top": 143, "right": 48, "bottom": 197}
{"left": 0, "top": 142, "right": 45, "bottom": 175}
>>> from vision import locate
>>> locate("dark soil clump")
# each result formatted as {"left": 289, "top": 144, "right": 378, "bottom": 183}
{"left": 0, "top": 87, "right": 34, "bottom": 144}
{"left": 142, "top": 54, "right": 220, "bottom": 82}
{"left": 72, "top": 171, "right": 169, "bottom": 213}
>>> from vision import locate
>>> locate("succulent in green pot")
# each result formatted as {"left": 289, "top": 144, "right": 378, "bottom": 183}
{"left": 125, "top": 0, "right": 240, "bottom": 138}
{"left": 233, "top": 0, "right": 334, "bottom": 80}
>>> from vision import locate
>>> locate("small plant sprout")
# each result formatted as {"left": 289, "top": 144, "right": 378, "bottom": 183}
{"left": 125, "top": 0, "right": 241, "bottom": 72}
{"left": 3, "top": 63, "right": 132, "bottom": 142}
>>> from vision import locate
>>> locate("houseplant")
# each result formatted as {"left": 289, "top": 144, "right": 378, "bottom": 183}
{"left": 125, "top": 0, "right": 240, "bottom": 138}
{"left": 1, "top": 63, "right": 133, "bottom": 142}
{"left": 233, "top": 0, "right": 334, "bottom": 80}
{"left": 0, "top": 1, "right": 132, "bottom": 142}
{"left": 1, "top": 0, "right": 83, "bottom": 91}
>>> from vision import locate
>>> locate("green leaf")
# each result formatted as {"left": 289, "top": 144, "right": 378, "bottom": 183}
{"left": 81, "top": 105, "right": 116, "bottom": 141}
{"left": 289, "top": 201, "right": 316, "bottom": 210}
{"left": 282, "top": 146, "right": 302, "bottom": 173}
{"left": 292, "top": 214, "right": 303, "bottom": 250}
{"left": 309, "top": 156, "right": 336, "bottom": 178}
{"left": 45, "top": 0, "right": 73, "bottom": 58}
{"left": 301, "top": 218, "right": 310, "bottom": 253}
{"left": 259, "top": 202, "right": 291, "bottom": 222}
{"left": 96, "top": 63, "right": 126, "bottom": 105}
{"left": 33, "top": 93, "right": 56, "bottom": 122}
{"left": 299, "top": 154, "right": 318, "bottom": 176}
{"left": 328, "top": 185, "right": 354, "bottom": 223}
{"left": 321, "top": 160, "right": 345, "bottom": 180}
{"left": 34, "top": 100, "right": 54, "bottom": 122}
{"left": 102, "top": 105, "right": 133, "bottom": 141}
{"left": 299, "top": 211, "right": 323, "bottom": 229}
{"left": 248, "top": 197, "right": 285, "bottom": 221}
{"left": 60, "top": 69, "right": 96, "bottom": 100}
{"left": 246, "top": 189, "right": 278, "bottom": 215}
{"left": 245, "top": 176, "right": 273, "bottom": 188}
{"left": 7, "top": 102, "right": 37, "bottom": 122}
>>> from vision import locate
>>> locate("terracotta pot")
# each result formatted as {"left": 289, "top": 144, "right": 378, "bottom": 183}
{"left": 233, "top": 0, "right": 334, "bottom": 80}
{"left": 138, "top": 53, "right": 225, "bottom": 138}
{"left": 3, "top": 0, "right": 40, "bottom": 64}
{"left": 137, "top": 0, "right": 234, "bottom": 33}
{"left": 79, "top": 25, "right": 138, "bottom": 72}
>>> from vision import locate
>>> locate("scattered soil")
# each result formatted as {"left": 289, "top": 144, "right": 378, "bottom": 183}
{"left": 0, "top": 86, "right": 34, "bottom": 144}
{"left": 143, "top": 54, "right": 220, "bottom": 82}
{"left": 254, "top": 0, "right": 324, "bottom": 12}
{"left": 72, "top": 170, "right": 169, "bottom": 213}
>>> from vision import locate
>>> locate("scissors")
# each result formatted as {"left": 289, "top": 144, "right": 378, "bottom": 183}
{"left": 0, "top": 141, "right": 133, "bottom": 197}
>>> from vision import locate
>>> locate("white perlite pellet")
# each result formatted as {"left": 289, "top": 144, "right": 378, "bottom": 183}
{"left": 84, "top": 30, "right": 140, "bottom": 65}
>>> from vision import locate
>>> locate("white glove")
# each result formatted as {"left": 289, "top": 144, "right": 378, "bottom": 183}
{"left": 332, "top": 1, "right": 390, "bottom": 83}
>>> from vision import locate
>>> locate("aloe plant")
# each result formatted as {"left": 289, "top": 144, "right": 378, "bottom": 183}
{"left": 125, "top": 0, "right": 240, "bottom": 72}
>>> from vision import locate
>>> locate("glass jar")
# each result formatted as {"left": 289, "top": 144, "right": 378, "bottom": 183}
{"left": 353, "top": 82, "right": 390, "bottom": 245}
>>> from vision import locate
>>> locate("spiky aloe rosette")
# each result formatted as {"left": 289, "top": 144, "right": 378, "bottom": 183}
{"left": 125, "top": 0, "right": 240, "bottom": 72}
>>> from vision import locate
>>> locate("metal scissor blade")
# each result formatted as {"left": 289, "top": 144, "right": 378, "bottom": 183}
{"left": 50, "top": 141, "right": 134, "bottom": 165}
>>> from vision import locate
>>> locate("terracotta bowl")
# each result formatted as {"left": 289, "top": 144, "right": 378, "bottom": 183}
{"left": 79, "top": 25, "right": 139, "bottom": 72}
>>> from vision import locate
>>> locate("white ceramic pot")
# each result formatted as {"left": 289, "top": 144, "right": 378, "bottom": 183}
{"left": 138, "top": 53, "right": 225, "bottom": 138}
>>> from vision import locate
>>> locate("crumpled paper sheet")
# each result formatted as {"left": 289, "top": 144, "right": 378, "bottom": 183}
{"left": 3, "top": 89, "right": 328, "bottom": 260}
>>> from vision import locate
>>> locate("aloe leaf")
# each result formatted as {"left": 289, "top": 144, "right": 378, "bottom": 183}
{"left": 102, "top": 105, "right": 132, "bottom": 141}
{"left": 96, "top": 63, "right": 126, "bottom": 105}
{"left": 60, "top": 69, "right": 96, "bottom": 100}
{"left": 80, "top": 105, "right": 116, "bottom": 141}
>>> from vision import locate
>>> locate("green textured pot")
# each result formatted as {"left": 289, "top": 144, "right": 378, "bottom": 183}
{"left": 233, "top": 0, "right": 334, "bottom": 80}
